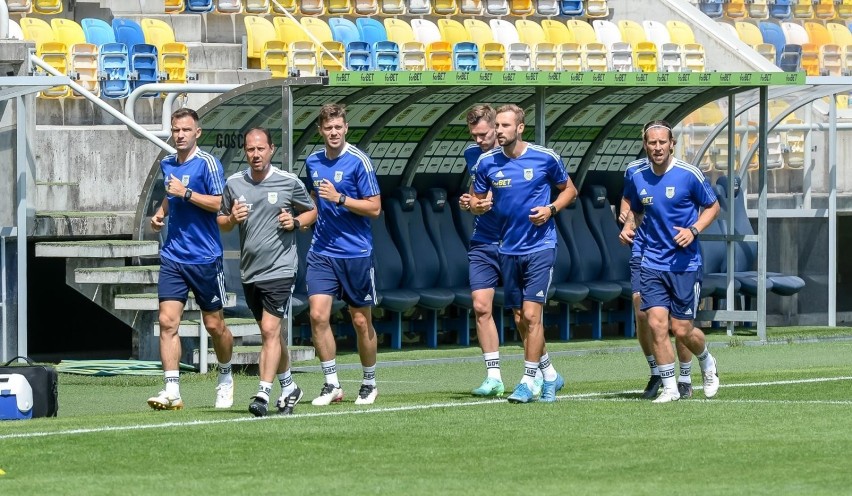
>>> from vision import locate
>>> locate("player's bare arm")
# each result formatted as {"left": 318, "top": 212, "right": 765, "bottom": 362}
{"left": 150, "top": 200, "right": 168, "bottom": 232}
{"left": 166, "top": 173, "right": 222, "bottom": 213}
{"left": 317, "top": 179, "right": 380, "bottom": 218}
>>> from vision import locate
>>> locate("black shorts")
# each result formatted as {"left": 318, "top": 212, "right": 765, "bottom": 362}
{"left": 243, "top": 277, "right": 295, "bottom": 321}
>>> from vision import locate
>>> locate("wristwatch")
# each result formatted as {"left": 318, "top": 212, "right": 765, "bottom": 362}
{"left": 292, "top": 219, "right": 301, "bottom": 231}
{"left": 337, "top": 194, "right": 347, "bottom": 206}
{"left": 689, "top": 226, "right": 700, "bottom": 238}
{"left": 183, "top": 188, "right": 193, "bottom": 201}
{"left": 547, "top": 204, "right": 557, "bottom": 217}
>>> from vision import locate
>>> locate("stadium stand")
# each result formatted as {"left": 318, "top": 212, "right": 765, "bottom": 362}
{"left": 19, "top": 17, "right": 70, "bottom": 98}
{"left": 384, "top": 18, "right": 427, "bottom": 70}
{"left": 51, "top": 18, "right": 99, "bottom": 97}
{"left": 329, "top": 17, "right": 373, "bottom": 71}
{"left": 243, "top": 16, "right": 288, "bottom": 76}
{"left": 356, "top": 18, "right": 400, "bottom": 71}
{"left": 112, "top": 19, "right": 160, "bottom": 92}
{"left": 140, "top": 19, "right": 190, "bottom": 84}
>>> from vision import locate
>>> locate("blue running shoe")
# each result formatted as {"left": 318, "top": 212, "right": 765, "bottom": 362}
{"left": 539, "top": 373, "right": 565, "bottom": 403}
{"left": 507, "top": 383, "right": 535, "bottom": 403}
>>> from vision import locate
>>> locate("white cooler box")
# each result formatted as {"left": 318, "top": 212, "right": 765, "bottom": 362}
{"left": 0, "top": 373, "right": 34, "bottom": 420}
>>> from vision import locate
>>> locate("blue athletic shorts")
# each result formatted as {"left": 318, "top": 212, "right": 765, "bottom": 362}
{"left": 499, "top": 248, "right": 555, "bottom": 309}
{"left": 639, "top": 266, "right": 702, "bottom": 320}
{"left": 306, "top": 251, "right": 376, "bottom": 308}
{"left": 158, "top": 256, "right": 226, "bottom": 312}
{"left": 630, "top": 256, "right": 642, "bottom": 294}
{"left": 243, "top": 277, "right": 294, "bottom": 321}
{"left": 468, "top": 241, "right": 500, "bottom": 291}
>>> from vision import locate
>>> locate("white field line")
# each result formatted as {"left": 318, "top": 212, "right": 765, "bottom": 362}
{"left": 2, "top": 376, "right": 851, "bottom": 441}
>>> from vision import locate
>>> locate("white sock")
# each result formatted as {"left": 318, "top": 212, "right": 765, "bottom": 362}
{"left": 696, "top": 346, "right": 715, "bottom": 373}
{"left": 256, "top": 381, "right": 272, "bottom": 403}
{"left": 521, "top": 361, "right": 539, "bottom": 387}
{"left": 164, "top": 370, "right": 180, "bottom": 397}
{"left": 659, "top": 363, "right": 677, "bottom": 392}
{"left": 538, "top": 353, "right": 558, "bottom": 381}
{"left": 534, "top": 368, "right": 543, "bottom": 381}
{"left": 484, "top": 352, "right": 501, "bottom": 380}
{"left": 218, "top": 361, "right": 233, "bottom": 384}
{"left": 278, "top": 369, "right": 295, "bottom": 396}
{"left": 646, "top": 355, "right": 660, "bottom": 376}
{"left": 362, "top": 365, "right": 376, "bottom": 387}
{"left": 321, "top": 359, "right": 339, "bottom": 387}
{"left": 679, "top": 361, "right": 692, "bottom": 384}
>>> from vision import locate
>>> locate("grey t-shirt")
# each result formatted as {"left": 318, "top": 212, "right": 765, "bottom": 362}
{"left": 220, "top": 167, "right": 314, "bottom": 284}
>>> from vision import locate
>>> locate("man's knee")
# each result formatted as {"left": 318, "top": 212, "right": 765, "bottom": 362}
{"left": 349, "top": 308, "right": 372, "bottom": 332}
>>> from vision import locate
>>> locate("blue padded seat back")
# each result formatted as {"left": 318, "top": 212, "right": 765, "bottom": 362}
{"left": 715, "top": 176, "right": 756, "bottom": 271}
{"left": 699, "top": 218, "right": 727, "bottom": 274}
{"left": 449, "top": 195, "right": 475, "bottom": 249}
{"left": 419, "top": 188, "right": 469, "bottom": 288}
{"left": 759, "top": 21, "right": 786, "bottom": 63}
{"left": 581, "top": 185, "right": 631, "bottom": 281}
{"left": 553, "top": 200, "right": 604, "bottom": 283}
{"left": 82, "top": 18, "right": 116, "bottom": 46}
{"left": 552, "top": 218, "right": 572, "bottom": 284}
{"left": 356, "top": 17, "right": 388, "bottom": 45}
{"left": 386, "top": 187, "right": 442, "bottom": 289}
{"left": 329, "top": 17, "right": 363, "bottom": 46}
{"left": 112, "top": 18, "right": 146, "bottom": 47}
{"left": 370, "top": 211, "right": 406, "bottom": 291}
{"left": 294, "top": 228, "right": 313, "bottom": 294}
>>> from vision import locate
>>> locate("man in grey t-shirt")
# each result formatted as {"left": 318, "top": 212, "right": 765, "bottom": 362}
{"left": 218, "top": 127, "right": 316, "bottom": 417}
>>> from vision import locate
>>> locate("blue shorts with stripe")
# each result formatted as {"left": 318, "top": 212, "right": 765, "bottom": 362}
{"left": 499, "top": 248, "right": 555, "bottom": 309}
{"left": 158, "top": 256, "right": 226, "bottom": 312}
{"left": 468, "top": 241, "right": 501, "bottom": 291}
{"left": 639, "top": 266, "right": 702, "bottom": 320}
{"left": 630, "top": 256, "right": 642, "bottom": 294}
{"left": 306, "top": 251, "right": 376, "bottom": 307}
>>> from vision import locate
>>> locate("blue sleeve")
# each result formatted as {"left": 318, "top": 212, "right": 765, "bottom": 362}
{"left": 546, "top": 152, "right": 569, "bottom": 185}
{"left": 464, "top": 146, "right": 480, "bottom": 177}
{"left": 624, "top": 175, "right": 643, "bottom": 213}
{"left": 473, "top": 158, "right": 489, "bottom": 194}
{"left": 355, "top": 154, "right": 381, "bottom": 198}
{"left": 693, "top": 173, "right": 718, "bottom": 208}
{"left": 204, "top": 156, "right": 225, "bottom": 196}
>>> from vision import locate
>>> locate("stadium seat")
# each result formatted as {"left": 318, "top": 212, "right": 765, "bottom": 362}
{"left": 384, "top": 18, "right": 427, "bottom": 70}
{"left": 164, "top": 0, "right": 185, "bottom": 12}
{"left": 356, "top": 18, "right": 400, "bottom": 71}
{"left": 354, "top": 0, "right": 379, "bottom": 15}
{"left": 244, "top": 16, "right": 288, "bottom": 76}
{"left": 485, "top": 0, "right": 510, "bottom": 15}
{"left": 329, "top": 18, "right": 372, "bottom": 71}
{"left": 438, "top": 17, "right": 471, "bottom": 45}
{"left": 20, "top": 17, "right": 70, "bottom": 98}
{"left": 644, "top": 20, "right": 685, "bottom": 72}
{"left": 464, "top": 18, "right": 506, "bottom": 70}
{"left": 51, "top": 19, "right": 100, "bottom": 97}
{"left": 381, "top": 0, "right": 406, "bottom": 14}
{"left": 799, "top": 42, "right": 820, "bottom": 75}
{"left": 698, "top": 0, "right": 724, "bottom": 18}
{"left": 113, "top": 19, "right": 159, "bottom": 93}
{"left": 437, "top": 19, "right": 479, "bottom": 70}
{"left": 839, "top": 0, "right": 852, "bottom": 19}
{"left": 814, "top": 0, "right": 836, "bottom": 20}
{"left": 459, "top": 0, "right": 484, "bottom": 15}
{"left": 5, "top": 0, "right": 32, "bottom": 14}
{"left": 546, "top": 219, "right": 591, "bottom": 340}
{"left": 244, "top": 0, "right": 271, "bottom": 14}
{"left": 534, "top": 0, "right": 559, "bottom": 16}
{"left": 411, "top": 19, "right": 453, "bottom": 71}
{"left": 748, "top": 0, "right": 770, "bottom": 19}
{"left": 270, "top": 0, "right": 298, "bottom": 13}
{"left": 385, "top": 188, "right": 455, "bottom": 349}
{"left": 140, "top": 19, "right": 190, "bottom": 84}
{"left": 490, "top": 19, "right": 531, "bottom": 71}
{"left": 33, "top": 0, "right": 62, "bottom": 14}
{"left": 586, "top": 0, "right": 608, "bottom": 18}
{"left": 516, "top": 19, "right": 558, "bottom": 71}
{"left": 806, "top": 22, "right": 842, "bottom": 74}
{"left": 98, "top": 44, "right": 131, "bottom": 99}
{"left": 634, "top": 41, "right": 659, "bottom": 72}
{"left": 215, "top": 0, "right": 242, "bottom": 13}
{"left": 759, "top": 21, "right": 787, "bottom": 64}
{"left": 273, "top": 16, "right": 318, "bottom": 76}
{"left": 541, "top": 19, "right": 580, "bottom": 71}
{"left": 725, "top": 0, "right": 748, "bottom": 19}
{"left": 699, "top": 219, "right": 743, "bottom": 300}
{"left": 618, "top": 19, "right": 647, "bottom": 48}
{"left": 593, "top": 21, "right": 633, "bottom": 71}
{"left": 325, "top": 0, "right": 350, "bottom": 14}
{"left": 186, "top": 0, "right": 215, "bottom": 11}
{"left": 553, "top": 203, "right": 623, "bottom": 340}
{"left": 792, "top": 0, "right": 814, "bottom": 19}
{"left": 769, "top": 0, "right": 793, "bottom": 20}
{"left": 301, "top": 17, "right": 346, "bottom": 72}
{"left": 559, "top": 0, "right": 583, "bottom": 16}
{"left": 435, "top": 0, "right": 459, "bottom": 15}
{"left": 593, "top": 19, "right": 622, "bottom": 50}
{"left": 408, "top": 0, "right": 432, "bottom": 14}
{"left": 566, "top": 19, "right": 597, "bottom": 45}
{"left": 82, "top": 18, "right": 115, "bottom": 47}
{"left": 510, "top": 0, "right": 534, "bottom": 15}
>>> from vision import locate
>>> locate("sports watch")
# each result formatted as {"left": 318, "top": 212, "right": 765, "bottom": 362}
{"left": 337, "top": 194, "right": 347, "bottom": 206}
{"left": 547, "top": 204, "right": 557, "bottom": 217}
{"left": 183, "top": 188, "right": 193, "bottom": 201}
{"left": 689, "top": 226, "right": 700, "bottom": 238}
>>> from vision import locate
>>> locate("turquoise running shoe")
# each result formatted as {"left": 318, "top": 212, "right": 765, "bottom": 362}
{"left": 532, "top": 378, "right": 544, "bottom": 398}
{"left": 539, "top": 373, "right": 565, "bottom": 402}
{"left": 472, "top": 377, "right": 505, "bottom": 397}
{"left": 507, "top": 383, "right": 536, "bottom": 403}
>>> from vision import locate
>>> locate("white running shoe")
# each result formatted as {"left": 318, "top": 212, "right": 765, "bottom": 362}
{"left": 354, "top": 384, "right": 378, "bottom": 405}
{"left": 652, "top": 387, "right": 681, "bottom": 404}
{"left": 703, "top": 369, "right": 720, "bottom": 398}
{"left": 311, "top": 383, "right": 344, "bottom": 406}
{"left": 215, "top": 381, "right": 234, "bottom": 409}
{"left": 147, "top": 390, "right": 184, "bottom": 410}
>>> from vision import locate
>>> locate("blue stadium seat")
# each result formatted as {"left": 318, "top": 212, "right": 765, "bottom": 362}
{"left": 186, "top": 0, "right": 215, "bottom": 11}
{"left": 419, "top": 188, "right": 474, "bottom": 346}
{"left": 779, "top": 44, "right": 802, "bottom": 72}
{"left": 714, "top": 176, "right": 805, "bottom": 297}
{"left": 370, "top": 211, "right": 420, "bottom": 349}
{"left": 329, "top": 18, "right": 373, "bottom": 71}
{"left": 699, "top": 218, "right": 743, "bottom": 299}
{"left": 82, "top": 18, "right": 115, "bottom": 46}
{"left": 355, "top": 18, "right": 400, "bottom": 71}
{"left": 450, "top": 194, "right": 475, "bottom": 250}
{"left": 385, "top": 187, "right": 456, "bottom": 348}
{"left": 759, "top": 21, "right": 786, "bottom": 64}
{"left": 113, "top": 19, "right": 159, "bottom": 93}
{"left": 769, "top": 0, "right": 793, "bottom": 20}
{"left": 699, "top": 0, "right": 724, "bottom": 18}
{"left": 98, "top": 44, "right": 131, "bottom": 99}
{"left": 553, "top": 202, "right": 622, "bottom": 340}
{"left": 546, "top": 222, "right": 590, "bottom": 340}
{"left": 560, "top": 0, "right": 584, "bottom": 16}
{"left": 453, "top": 42, "right": 479, "bottom": 71}
{"left": 580, "top": 186, "right": 636, "bottom": 337}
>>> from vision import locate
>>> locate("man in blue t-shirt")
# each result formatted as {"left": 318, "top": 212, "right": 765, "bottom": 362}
{"left": 147, "top": 108, "right": 235, "bottom": 411}
{"left": 305, "top": 104, "right": 382, "bottom": 406}
{"left": 621, "top": 120, "right": 721, "bottom": 403}
{"left": 473, "top": 104, "right": 577, "bottom": 404}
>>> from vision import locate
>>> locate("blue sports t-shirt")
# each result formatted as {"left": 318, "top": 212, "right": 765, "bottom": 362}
{"left": 473, "top": 144, "right": 569, "bottom": 256}
{"left": 464, "top": 144, "right": 500, "bottom": 245}
{"left": 160, "top": 148, "right": 225, "bottom": 264}
{"left": 306, "top": 143, "right": 381, "bottom": 258}
{"left": 622, "top": 159, "right": 647, "bottom": 258}
{"left": 624, "top": 158, "right": 717, "bottom": 272}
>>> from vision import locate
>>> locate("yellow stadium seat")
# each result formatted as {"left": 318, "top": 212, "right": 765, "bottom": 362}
{"left": 438, "top": 18, "right": 471, "bottom": 44}
{"left": 165, "top": 0, "right": 185, "bottom": 12}
{"left": 510, "top": 0, "right": 534, "bottom": 16}
{"left": 683, "top": 44, "right": 705, "bottom": 72}
{"left": 273, "top": 16, "right": 318, "bottom": 76}
{"left": 271, "top": 0, "right": 298, "bottom": 13}
{"left": 748, "top": 0, "right": 769, "bottom": 19}
{"left": 33, "top": 0, "right": 62, "bottom": 14}
{"left": 385, "top": 18, "right": 427, "bottom": 70}
{"left": 381, "top": 0, "right": 406, "bottom": 14}
{"left": 263, "top": 41, "right": 289, "bottom": 77}
{"left": 353, "top": 0, "right": 379, "bottom": 15}
{"left": 542, "top": 19, "right": 574, "bottom": 44}
{"left": 801, "top": 43, "right": 820, "bottom": 75}
{"left": 804, "top": 21, "right": 833, "bottom": 46}
{"left": 300, "top": 17, "right": 345, "bottom": 72}
{"left": 516, "top": 20, "right": 557, "bottom": 71}
{"left": 542, "top": 20, "right": 579, "bottom": 70}
{"left": 724, "top": 0, "right": 747, "bottom": 19}
{"left": 20, "top": 17, "right": 69, "bottom": 98}
{"left": 666, "top": 20, "right": 696, "bottom": 45}
{"left": 566, "top": 19, "right": 598, "bottom": 45}
{"left": 216, "top": 0, "right": 242, "bottom": 13}
{"left": 463, "top": 18, "right": 505, "bottom": 70}
{"left": 618, "top": 19, "right": 646, "bottom": 48}
{"left": 51, "top": 19, "right": 99, "bottom": 97}
{"left": 814, "top": 0, "right": 836, "bottom": 20}
{"left": 586, "top": 0, "right": 608, "bottom": 19}
{"left": 140, "top": 18, "right": 190, "bottom": 83}
{"left": 827, "top": 22, "right": 852, "bottom": 71}
{"left": 792, "top": 0, "right": 814, "bottom": 19}
{"left": 434, "top": 0, "right": 458, "bottom": 15}
{"left": 6, "top": 1, "right": 32, "bottom": 14}
{"left": 634, "top": 41, "right": 658, "bottom": 72}
{"left": 244, "top": 16, "right": 277, "bottom": 67}
{"left": 735, "top": 21, "right": 764, "bottom": 46}
{"left": 244, "top": 0, "right": 271, "bottom": 14}
{"left": 839, "top": 0, "right": 852, "bottom": 19}
{"left": 584, "top": 42, "right": 608, "bottom": 71}
{"left": 325, "top": 0, "right": 348, "bottom": 15}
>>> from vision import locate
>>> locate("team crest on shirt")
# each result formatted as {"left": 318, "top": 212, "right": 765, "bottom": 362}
{"left": 666, "top": 186, "right": 675, "bottom": 199}
{"left": 267, "top": 192, "right": 278, "bottom": 204}
{"left": 334, "top": 171, "right": 343, "bottom": 182}
{"left": 181, "top": 175, "right": 190, "bottom": 186}
{"left": 523, "top": 169, "right": 533, "bottom": 180}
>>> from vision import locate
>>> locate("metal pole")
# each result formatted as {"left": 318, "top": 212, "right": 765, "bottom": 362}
{"left": 1, "top": 233, "right": 6, "bottom": 362}
{"left": 282, "top": 84, "right": 294, "bottom": 347}
{"left": 757, "top": 86, "right": 768, "bottom": 341}
{"left": 124, "top": 83, "right": 240, "bottom": 139}
{"left": 15, "top": 94, "right": 27, "bottom": 358}
{"left": 535, "top": 86, "right": 545, "bottom": 146}
{"left": 803, "top": 104, "right": 813, "bottom": 208}
{"left": 726, "top": 95, "right": 736, "bottom": 336}
{"left": 828, "top": 95, "right": 837, "bottom": 326}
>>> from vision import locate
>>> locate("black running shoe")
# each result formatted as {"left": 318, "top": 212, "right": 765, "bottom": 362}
{"left": 248, "top": 396, "right": 268, "bottom": 417}
{"left": 277, "top": 386, "right": 304, "bottom": 415}
{"left": 677, "top": 382, "right": 693, "bottom": 399}
{"left": 642, "top": 375, "right": 663, "bottom": 399}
